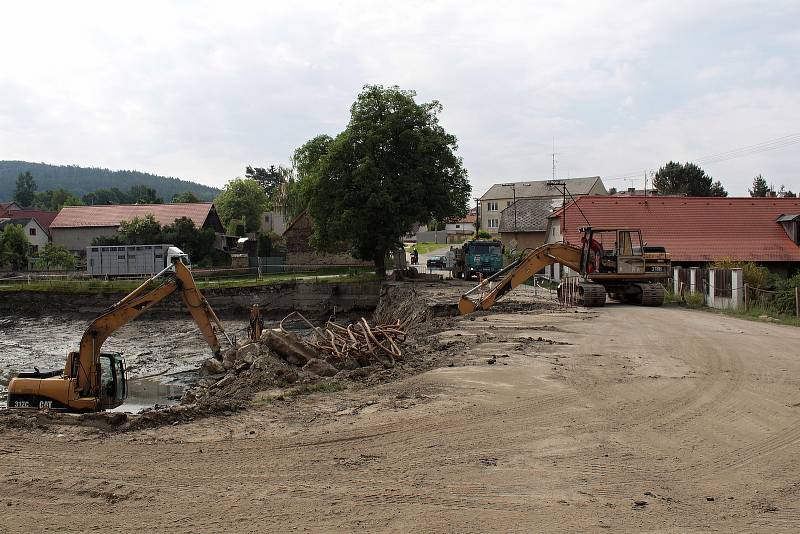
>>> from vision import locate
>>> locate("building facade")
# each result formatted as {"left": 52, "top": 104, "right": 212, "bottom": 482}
{"left": 478, "top": 177, "right": 607, "bottom": 235}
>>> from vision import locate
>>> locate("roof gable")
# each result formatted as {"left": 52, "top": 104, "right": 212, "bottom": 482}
{"left": 552, "top": 196, "right": 800, "bottom": 263}
{"left": 499, "top": 198, "right": 560, "bottom": 233}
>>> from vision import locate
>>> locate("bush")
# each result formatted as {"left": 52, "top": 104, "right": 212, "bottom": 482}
{"left": 476, "top": 230, "right": 492, "bottom": 239}
{"left": 707, "top": 259, "right": 768, "bottom": 288}
{"left": 35, "top": 243, "right": 77, "bottom": 270}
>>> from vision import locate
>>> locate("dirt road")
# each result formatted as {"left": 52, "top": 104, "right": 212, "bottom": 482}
{"left": 2, "top": 303, "right": 800, "bottom": 532}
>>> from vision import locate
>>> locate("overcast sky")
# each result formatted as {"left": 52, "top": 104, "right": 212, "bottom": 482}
{"left": 1, "top": 1, "right": 798, "bottom": 197}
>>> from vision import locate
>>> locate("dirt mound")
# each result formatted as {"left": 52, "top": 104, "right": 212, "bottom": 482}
{"left": 374, "top": 282, "right": 458, "bottom": 326}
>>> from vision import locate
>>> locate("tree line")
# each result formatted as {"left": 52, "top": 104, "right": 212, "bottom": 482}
{"left": 12, "top": 171, "right": 205, "bottom": 210}
{"left": 0, "top": 161, "right": 218, "bottom": 202}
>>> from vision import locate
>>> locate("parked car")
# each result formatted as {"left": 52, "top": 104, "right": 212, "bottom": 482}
{"left": 427, "top": 255, "right": 447, "bottom": 269}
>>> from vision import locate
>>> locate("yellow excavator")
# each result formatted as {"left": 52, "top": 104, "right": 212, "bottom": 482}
{"left": 7, "top": 258, "right": 230, "bottom": 413}
{"left": 459, "top": 227, "right": 671, "bottom": 314}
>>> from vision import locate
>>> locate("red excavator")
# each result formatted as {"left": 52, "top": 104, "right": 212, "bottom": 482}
{"left": 459, "top": 227, "right": 671, "bottom": 314}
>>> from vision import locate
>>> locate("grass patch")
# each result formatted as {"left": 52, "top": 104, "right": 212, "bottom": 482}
{"left": 405, "top": 242, "right": 449, "bottom": 255}
{"left": 0, "top": 269, "right": 381, "bottom": 294}
{"left": 718, "top": 305, "right": 800, "bottom": 327}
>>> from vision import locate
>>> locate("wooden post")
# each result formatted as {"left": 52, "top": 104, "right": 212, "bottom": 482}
{"left": 744, "top": 283, "right": 749, "bottom": 311}
{"left": 793, "top": 285, "right": 799, "bottom": 316}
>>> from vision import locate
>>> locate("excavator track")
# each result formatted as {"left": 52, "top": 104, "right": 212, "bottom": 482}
{"left": 578, "top": 283, "right": 606, "bottom": 307}
{"left": 638, "top": 282, "right": 666, "bottom": 306}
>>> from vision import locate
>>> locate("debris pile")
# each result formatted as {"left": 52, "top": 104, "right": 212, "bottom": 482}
{"left": 280, "top": 311, "right": 405, "bottom": 368}
{"left": 177, "top": 313, "right": 409, "bottom": 417}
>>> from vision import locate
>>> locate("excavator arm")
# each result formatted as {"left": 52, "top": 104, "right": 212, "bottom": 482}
{"left": 458, "top": 242, "right": 583, "bottom": 314}
{"left": 71, "top": 260, "right": 228, "bottom": 399}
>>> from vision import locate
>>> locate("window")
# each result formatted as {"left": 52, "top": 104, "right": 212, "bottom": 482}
{"left": 487, "top": 201, "right": 498, "bottom": 212}
{"left": 455, "top": 224, "right": 461, "bottom": 229}
{"left": 29, "top": 227, "right": 36, "bottom": 236}
{"left": 487, "top": 218, "right": 499, "bottom": 228}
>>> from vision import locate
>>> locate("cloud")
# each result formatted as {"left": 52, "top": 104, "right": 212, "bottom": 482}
{"left": 0, "top": 0, "right": 797, "bottom": 197}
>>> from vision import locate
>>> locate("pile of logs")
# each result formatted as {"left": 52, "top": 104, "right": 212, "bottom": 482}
{"left": 280, "top": 312, "right": 406, "bottom": 367}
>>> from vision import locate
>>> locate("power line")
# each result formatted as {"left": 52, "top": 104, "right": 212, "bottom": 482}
{"left": 603, "top": 132, "right": 800, "bottom": 182}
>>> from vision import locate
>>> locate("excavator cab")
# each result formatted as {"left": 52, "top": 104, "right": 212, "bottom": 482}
{"left": 99, "top": 353, "right": 127, "bottom": 409}
{"left": 580, "top": 227, "right": 646, "bottom": 275}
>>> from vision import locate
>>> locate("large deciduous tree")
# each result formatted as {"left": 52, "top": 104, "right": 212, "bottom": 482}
{"left": 298, "top": 85, "right": 471, "bottom": 275}
{"left": 214, "top": 178, "right": 269, "bottom": 233}
{"left": 13, "top": 172, "right": 37, "bottom": 207}
{"left": 653, "top": 161, "right": 727, "bottom": 197}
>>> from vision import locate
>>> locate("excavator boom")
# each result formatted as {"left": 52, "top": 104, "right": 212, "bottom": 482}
{"left": 8, "top": 258, "right": 229, "bottom": 412}
{"left": 459, "top": 227, "right": 671, "bottom": 314}
{"left": 459, "top": 243, "right": 582, "bottom": 314}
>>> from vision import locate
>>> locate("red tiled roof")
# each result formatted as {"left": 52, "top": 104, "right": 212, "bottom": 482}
{"left": 551, "top": 196, "right": 800, "bottom": 263}
{"left": 7, "top": 210, "right": 58, "bottom": 231}
{"left": 51, "top": 203, "right": 215, "bottom": 229}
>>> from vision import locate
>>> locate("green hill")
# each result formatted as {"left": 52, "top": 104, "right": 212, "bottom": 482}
{"left": 0, "top": 161, "right": 220, "bottom": 202}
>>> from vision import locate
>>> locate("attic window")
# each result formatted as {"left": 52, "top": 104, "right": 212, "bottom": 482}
{"left": 777, "top": 214, "right": 800, "bottom": 245}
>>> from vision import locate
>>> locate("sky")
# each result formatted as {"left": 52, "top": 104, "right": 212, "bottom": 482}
{"left": 1, "top": 1, "right": 798, "bottom": 197}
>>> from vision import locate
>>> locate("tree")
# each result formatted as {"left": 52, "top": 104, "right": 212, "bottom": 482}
{"left": 214, "top": 178, "right": 269, "bottom": 233}
{"left": 0, "top": 223, "right": 30, "bottom": 270}
{"left": 34, "top": 188, "right": 83, "bottom": 211}
{"left": 709, "top": 180, "right": 728, "bottom": 197}
{"left": 35, "top": 243, "right": 77, "bottom": 270}
{"left": 83, "top": 187, "right": 131, "bottom": 205}
{"left": 245, "top": 165, "right": 293, "bottom": 200}
{"left": 171, "top": 191, "right": 201, "bottom": 203}
{"left": 778, "top": 185, "right": 796, "bottom": 198}
{"left": 652, "top": 161, "right": 726, "bottom": 197}
{"left": 300, "top": 85, "right": 471, "bottom": 275}
{"left": 749, "top": 175, "right": 772, "bottom": 197}
{"left": 128, "top": 184, "right": 163, "bottom": 204}
{"left": 118, "top": 214, "right": 162, "bottom": 245}
{"left": 13, "top": 172, "right": 37, "bottom": 207}
{"left": 161, "top": 217, "right": 216, "bottom": 265}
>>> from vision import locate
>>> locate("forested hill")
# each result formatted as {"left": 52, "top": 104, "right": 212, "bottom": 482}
{"left": 0, "top": 161, "right": 220, "bottom": 201}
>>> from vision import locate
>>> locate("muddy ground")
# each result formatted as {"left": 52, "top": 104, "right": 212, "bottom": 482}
{"left": 2, "top": 281, "right": 799, "bottom": 532}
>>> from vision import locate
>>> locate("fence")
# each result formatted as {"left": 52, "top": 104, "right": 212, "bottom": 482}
{"left": 674, "top": 266, "right": 800, "bottom": 317}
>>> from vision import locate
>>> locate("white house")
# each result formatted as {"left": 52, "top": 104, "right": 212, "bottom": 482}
{"left": 0, "top": 217, "right": 50, "bottom": 255}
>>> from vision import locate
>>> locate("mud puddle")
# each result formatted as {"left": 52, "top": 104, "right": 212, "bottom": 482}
{"left": 111, "top": 378, "right": 186, "bottom": 414}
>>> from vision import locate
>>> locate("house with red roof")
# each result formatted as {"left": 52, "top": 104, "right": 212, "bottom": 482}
{"left": 50, "top": 203, "right": 225, "bottom": 253}
{"left": 544, "top": 196, "right": 800, "bottom": 276}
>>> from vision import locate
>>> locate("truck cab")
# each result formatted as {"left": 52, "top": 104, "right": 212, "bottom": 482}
{"left": 167, "top": 246, "right": 191, "bottom": 269}
{"left": 452, "top": 239, "right": 504, "bottom": 280}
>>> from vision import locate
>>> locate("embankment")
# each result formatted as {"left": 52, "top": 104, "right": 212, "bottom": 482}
{"left": 0, "top": 279, "right": 383, "bottom": 316}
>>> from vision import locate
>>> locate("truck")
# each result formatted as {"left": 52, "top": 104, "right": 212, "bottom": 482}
{"left": 450, "top": 239, "right": 504, "bottom": 280}
{"left": 86, "top": 244, "right": 190, "bottom": 277}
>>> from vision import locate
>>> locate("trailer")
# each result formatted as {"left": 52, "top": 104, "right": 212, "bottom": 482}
{"left": 86, "top": 245, "right": 190, "bottom": 277}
